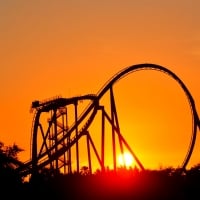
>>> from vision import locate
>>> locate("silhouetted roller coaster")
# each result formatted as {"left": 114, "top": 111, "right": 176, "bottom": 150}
{"left": 16, "top": 63, "right": 200, "bottom": 178}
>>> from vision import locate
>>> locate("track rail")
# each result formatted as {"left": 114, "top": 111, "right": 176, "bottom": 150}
{"left": 16, "top": 63, "right": 200, "bottom": 177}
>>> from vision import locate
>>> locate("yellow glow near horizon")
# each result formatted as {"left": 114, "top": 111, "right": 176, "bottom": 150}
{"left": 118, "top": 152, "right": 135, "bottom": 168}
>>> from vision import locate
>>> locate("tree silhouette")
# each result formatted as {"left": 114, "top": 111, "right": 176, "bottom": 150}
{"left": 0, "top": 141, "right": 24, "bottom": 195}
{"left": 80, "top": 166, "right": 90, "bottom": 176}
{"left": 0, "top": 142, "right": 24, "bottom": 169}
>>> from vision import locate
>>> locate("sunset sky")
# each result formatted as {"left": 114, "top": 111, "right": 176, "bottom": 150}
{"left": 0, "top": 0, "right": 200, "bottom": 170}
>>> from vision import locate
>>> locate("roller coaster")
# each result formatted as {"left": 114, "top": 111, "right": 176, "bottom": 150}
{"left": 16, "top": 63, "right": 200, "bottom": 178}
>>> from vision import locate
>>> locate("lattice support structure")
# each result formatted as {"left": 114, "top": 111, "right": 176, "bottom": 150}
{"left": 16, "top": 63, "right": 200, "bottom": 179}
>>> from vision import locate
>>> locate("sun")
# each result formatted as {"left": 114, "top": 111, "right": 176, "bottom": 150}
{"left": 117, "top": 152, "right": 134, "bottom": 168}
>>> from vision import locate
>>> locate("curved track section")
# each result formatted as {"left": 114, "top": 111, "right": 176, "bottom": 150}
{"left": 97, "top": 63, "right": 199, "bottom": 169}
{"left": 17, "top": 63, "right": 200, "bottom": 177}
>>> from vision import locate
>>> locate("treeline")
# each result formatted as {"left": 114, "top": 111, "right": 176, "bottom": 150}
{"left": 0, "top": 142, "right": 200, "bottom": 200}
{"left": 26, "top": 165, "right": 200, "bottom": 200}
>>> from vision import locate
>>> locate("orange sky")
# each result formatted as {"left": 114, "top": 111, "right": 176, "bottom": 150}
{"left": 0, "top": 0, "right": 200, "bottom": 170}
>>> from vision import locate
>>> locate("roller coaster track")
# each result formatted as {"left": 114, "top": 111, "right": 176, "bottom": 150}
{"left": 16, "top": 63, "right": 200, "bottom": 178}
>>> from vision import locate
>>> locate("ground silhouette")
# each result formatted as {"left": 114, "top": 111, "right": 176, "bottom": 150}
{"left": 0, "top": 141, "right": 200, "bottom": 199}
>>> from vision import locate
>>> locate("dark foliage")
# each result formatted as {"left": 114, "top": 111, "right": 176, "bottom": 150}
{"left": 0, "top": 142, "right": 24, "bottom": 198}
{"left": 19, "top": 166, "right": 200, "bottom": 200}
{"left": 0, "top": 141, "right": 200, "bottom": 199}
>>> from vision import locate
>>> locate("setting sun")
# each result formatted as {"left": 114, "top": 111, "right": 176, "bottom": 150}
{"left": 117, "top": 152, "right": 135, "bottom": 168}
